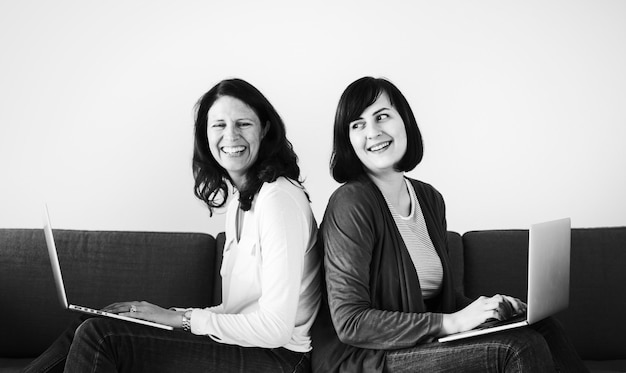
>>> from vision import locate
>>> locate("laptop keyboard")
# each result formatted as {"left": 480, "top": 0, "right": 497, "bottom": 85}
{"left": 476, "top": 313, "right": 527, "bottom": 330}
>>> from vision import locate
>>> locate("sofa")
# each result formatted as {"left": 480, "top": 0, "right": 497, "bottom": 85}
{"left": 1, "top": 226, "right": 625, "bottom": 372}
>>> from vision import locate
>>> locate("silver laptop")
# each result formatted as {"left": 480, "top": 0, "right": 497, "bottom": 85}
{"left": 43, "top": 205, "right": 173, "bottom": 330}
{"left": 439, "top": 217, "right": 570, "bottom": 343}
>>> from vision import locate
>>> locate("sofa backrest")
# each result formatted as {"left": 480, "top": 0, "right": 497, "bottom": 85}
{"left": 462, "top": 227, "right": 626, "bottom": 361}
{"left": 446, "top": 231, "right": 465, "bottom": 295}
{"left": 213, "top": 232, "right": 225, "bottom": 304}
{"left": 0, "top": 229, "right": 219, "bottom": 358}
{"left": 5, "top": 226, "right": 623, "bottom": 362}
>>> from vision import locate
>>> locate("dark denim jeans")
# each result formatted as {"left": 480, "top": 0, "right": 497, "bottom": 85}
{"left": 384, "top": 318, "right": 588, "bottom": 373}
{"left": 24, "top": 317, "right": 310, "bottom": 373}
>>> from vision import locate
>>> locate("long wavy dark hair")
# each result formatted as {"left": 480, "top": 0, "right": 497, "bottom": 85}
{"left": 193, "top": 78, "right": 304, "bottom": 215}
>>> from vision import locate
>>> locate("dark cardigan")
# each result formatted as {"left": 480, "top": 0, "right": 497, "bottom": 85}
{"left": 312, "top": 176, "right": 471, "bottom": 372}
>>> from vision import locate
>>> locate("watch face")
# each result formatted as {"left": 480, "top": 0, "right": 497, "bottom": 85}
{"left": 184, "top": 310, "right": 192, "bottom": 318}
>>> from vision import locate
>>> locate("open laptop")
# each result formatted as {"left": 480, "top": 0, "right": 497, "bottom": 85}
{"left": 43, "top": 205, "right": 173, "bottom": 330}
{"left": 439, "top": 217, "right": 570, "bottom": 343}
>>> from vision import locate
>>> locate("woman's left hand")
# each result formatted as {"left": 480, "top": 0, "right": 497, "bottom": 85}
{"left": 101, "top": 301, "right": 183, "bottom": 328}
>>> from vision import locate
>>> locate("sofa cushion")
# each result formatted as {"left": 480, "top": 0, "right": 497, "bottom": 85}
{"left": 584, "top": 359, "right": 626, "bottom": 373}
{"left": 463, "top": 230, "right": 528, "bottom": 300}
{"left": 0, "top": 357, "right": 34, "bottom": 373}
{"left": 0, "top": 229, "right": 218, "bottom": 358}
{"left": 462, "top": 227, "right": 626, "bottom": 362}
{"left": 559, "top": 228, "right": 626, "bottom": 361}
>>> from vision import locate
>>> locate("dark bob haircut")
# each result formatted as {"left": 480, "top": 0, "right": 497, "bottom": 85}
{"left": 193, "top": 78, "right": 302, "bottom": 215}
{"left": 330, "top": 76, "right": 424, "bottom": 183}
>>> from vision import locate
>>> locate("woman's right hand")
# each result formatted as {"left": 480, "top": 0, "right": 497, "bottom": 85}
{"left": 101, "top": 301, "right": 185, "bottom": 328}
{"left": 441, "top": 294, "right": 514, "bottom": 336}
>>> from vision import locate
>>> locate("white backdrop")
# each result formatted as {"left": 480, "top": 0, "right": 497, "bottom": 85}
{"left": 1, "top": 0, "right": 625, "bottom": 235}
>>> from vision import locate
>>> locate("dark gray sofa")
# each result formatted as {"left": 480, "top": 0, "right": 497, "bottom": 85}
{"left": 458, "top": 227, "right": 626, "bottom": 373}
{"left": 0, "top": 229, "right": 225, "bottom": 372}
{"left": 1, "top": 227, "right": 624, "bottom": 372}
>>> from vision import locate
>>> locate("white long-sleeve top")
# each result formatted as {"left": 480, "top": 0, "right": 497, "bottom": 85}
{"left": 188, "top": 177, "right": 321, "bottom": 352}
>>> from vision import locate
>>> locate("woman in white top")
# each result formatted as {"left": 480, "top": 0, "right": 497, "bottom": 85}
{"left": 25, "top": 78, "right": 321, "bottom": 373}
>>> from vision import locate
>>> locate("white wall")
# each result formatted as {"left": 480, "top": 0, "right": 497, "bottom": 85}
{"left": 1, "top": 0, "right": 625, "bottom": 235}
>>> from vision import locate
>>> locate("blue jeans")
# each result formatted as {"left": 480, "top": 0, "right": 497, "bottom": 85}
{"left": 24, "top": 317, "right": 310, "bottom": 373}
{"left": 384, "top": 318, "right": 588, "bottom": 373}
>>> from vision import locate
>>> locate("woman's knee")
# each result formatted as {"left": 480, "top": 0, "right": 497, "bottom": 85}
{"left": 65, "top": 319, "right": 122, "bottom": 372}
{"left": 501, "top": 329, "right": 554, "bottom": 372}
{"left": 74, "top": 318, "right": 100, "bottom": 336}
{"left": 72, "top": 318, "right": 120, "bottom": 347}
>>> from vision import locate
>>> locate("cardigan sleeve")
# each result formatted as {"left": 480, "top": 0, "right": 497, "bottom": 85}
{"left": 322, "top": 185, "right": 444, "bottom": 350}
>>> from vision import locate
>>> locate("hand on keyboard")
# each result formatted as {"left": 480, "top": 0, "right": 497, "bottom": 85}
{"left": 477, "top": 298, "right": 526, "bottom": 329}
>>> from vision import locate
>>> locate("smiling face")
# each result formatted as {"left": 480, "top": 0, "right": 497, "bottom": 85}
{"left": 207, "top": 95, "right": 266, "bottom": 189}
{"left": 348, "top": 92, "right": 408, "bottom": 178}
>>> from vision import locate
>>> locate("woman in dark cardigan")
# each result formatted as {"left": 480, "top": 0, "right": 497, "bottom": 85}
{"left": 312, "top": 76, "right": 588, "bottom": 372}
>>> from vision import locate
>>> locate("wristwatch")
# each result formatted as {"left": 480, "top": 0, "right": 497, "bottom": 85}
{"left": 182, "top": 310, "right": 192, "bottom": 332}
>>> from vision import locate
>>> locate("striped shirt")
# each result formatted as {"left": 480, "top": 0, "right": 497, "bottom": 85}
{"left": 383, "top": 179, "right": 443, "bottom": 299}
